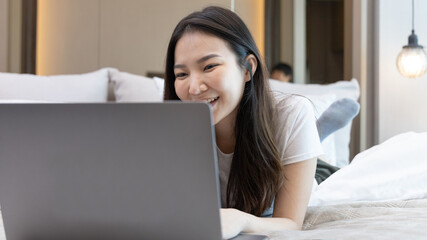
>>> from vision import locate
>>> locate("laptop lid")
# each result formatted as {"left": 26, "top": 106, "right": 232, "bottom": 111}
{"left": 0, "top": 102, "right": 223, "bottom": 240}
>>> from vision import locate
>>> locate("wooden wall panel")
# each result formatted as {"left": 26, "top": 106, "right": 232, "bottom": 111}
{"left": 37, "top": 0, "right": 99, "bottom": 75}
{"left": 0, "top": 0, "right": 7, "bottom": 72}
{"left": 36, "top": 0, "right": 267, "bottom": 77}
{"left": 235, "top": 0, "right": 265, "bottom": 58}
{"left": 99, "top": 0, "right": 230, "bottom": 76}
{"left": 280, "top": 0, "right": 293, "bottom": 67}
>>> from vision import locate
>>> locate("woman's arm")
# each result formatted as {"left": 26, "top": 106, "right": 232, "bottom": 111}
{"left": 220, "top": 158, "right": 317, "bottom": 239}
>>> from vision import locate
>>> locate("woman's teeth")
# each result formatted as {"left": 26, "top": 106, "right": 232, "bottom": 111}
{"left": 206, "top": 97, "right": 219, "bottom": 103}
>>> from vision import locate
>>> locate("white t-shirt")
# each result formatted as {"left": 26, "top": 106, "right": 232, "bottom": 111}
{"left": 217, "top": 94, "right": 323, "bottom": 208}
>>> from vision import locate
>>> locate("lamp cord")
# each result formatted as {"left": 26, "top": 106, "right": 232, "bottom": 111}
{"left": 412, "top": 0, "right": 415, "bottom": 32}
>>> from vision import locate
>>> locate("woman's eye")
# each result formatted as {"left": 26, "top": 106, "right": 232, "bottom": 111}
{"left": 175, "top": 72, "right": 187, "bottom": 79}
{"left": 204, "top": 64, "right": 218, "bottom": 71}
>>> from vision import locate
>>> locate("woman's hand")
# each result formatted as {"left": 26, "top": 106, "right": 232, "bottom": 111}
{"left": 220, "top": 208, "right": 250, "bottom": 239}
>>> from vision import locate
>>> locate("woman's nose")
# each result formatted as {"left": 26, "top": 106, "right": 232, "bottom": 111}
{"left": 188, "top": 75, "right": 208, "bottom": 95}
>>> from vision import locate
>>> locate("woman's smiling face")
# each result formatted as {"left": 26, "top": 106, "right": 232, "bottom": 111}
{"left": 173, "top": 31, "right": 249, "bottom": 125}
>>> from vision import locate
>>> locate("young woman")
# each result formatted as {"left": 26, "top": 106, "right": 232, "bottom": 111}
{"left": 163, "top": 6, "right": 323, "bottom": 239}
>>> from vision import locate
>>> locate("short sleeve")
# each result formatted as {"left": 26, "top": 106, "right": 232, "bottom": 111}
{"left": 275, "top": 95, "right": 324, "bottom": 165}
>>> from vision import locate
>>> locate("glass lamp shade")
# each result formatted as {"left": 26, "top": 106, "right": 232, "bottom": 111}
{"left": 396, "top": 46, "right": 427, "bottom": 78}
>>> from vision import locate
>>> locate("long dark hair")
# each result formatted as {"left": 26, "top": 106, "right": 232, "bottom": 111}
{"left": 164, "top": 6, "right": 283, "bottom": 216}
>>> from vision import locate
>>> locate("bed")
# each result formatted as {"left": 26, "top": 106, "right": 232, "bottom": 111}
{"left": 268, "top": 131, "right": 427, "bottom": 240}
{"left": 1, "top": 200, "right": 426, "bottom": 239}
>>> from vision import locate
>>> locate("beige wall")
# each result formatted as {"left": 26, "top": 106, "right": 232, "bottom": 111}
{"left": 0, "top": 0, "right": 7, "bottom": 72}
{"left": 37, "top": 0, "right": 264, "bottom": 76}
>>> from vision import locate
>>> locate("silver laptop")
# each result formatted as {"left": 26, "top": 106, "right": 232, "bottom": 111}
{"left": 0, "top": 103, "right": 268, "bottom": 240}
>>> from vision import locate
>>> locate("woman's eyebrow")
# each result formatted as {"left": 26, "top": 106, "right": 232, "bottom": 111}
{"left": 174, "top": 54, "right": 221, "bottom": 69}
{"left": 174, "top": 64, "right": 186, "bottom": 69}
{"left": 197, "top": 54, "right": 220, "bottom": 64}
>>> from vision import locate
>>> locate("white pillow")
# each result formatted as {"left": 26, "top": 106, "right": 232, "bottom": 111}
{"left": 0, "top": 100, "right": 54, "bottom": 103}
{"left": 0, "top": 69, "right": 111, "bottom": 102}
{"left": 309, "top": 132, "right": 427, "bottom": 206}
{"left": 269, "top": 78, "right": 360, "bottom": 100}
{"left": 110, "top": 70, "right": 162, "bottom": 102}
{"left": 153, "top": 77, "right": 165, "bottom": 99}
{"left": 269, "top": 79, "right": 360, "bottom": 167}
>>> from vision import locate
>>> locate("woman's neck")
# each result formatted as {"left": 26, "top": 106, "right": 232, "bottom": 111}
{"left": 215, "top": 111, "right": 237, "bottom": 154}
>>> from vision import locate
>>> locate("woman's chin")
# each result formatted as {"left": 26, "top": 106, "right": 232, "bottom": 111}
{"left": 212, "top": 114, "right": 221, "bottom": 125}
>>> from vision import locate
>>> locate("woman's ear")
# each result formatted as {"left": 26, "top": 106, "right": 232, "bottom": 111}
{"left": 244, "top": 54, "right": 258, "bottom": 82}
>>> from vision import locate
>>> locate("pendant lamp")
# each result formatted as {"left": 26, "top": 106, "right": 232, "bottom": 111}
{"left": 396, "top": 0, "right": 427, "bottom": 78}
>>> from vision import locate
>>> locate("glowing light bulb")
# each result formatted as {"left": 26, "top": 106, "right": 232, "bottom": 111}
{"left": 396, "top": 46, "right": 427, "bottom": 78}
{"left": 396, "top": 0, "right": 426, "bottom": 79}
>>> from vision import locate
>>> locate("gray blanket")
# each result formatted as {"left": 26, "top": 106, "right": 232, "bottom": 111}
{"left": 1, "top": 198, "right": 426, "bottom": 239}
{"left": 268, "top": 198, "right": 427, "bottom": 240}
